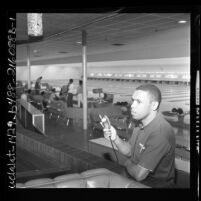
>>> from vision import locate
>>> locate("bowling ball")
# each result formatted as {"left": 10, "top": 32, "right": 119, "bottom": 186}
{"left": 171, "top": 108, "right": 177, "bottom": 113}
{"left": 177, "top": 108, "right": 184, "bottom": 115}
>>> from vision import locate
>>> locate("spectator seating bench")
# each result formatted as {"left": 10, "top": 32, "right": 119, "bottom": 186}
{"left": 16, "top": 168, "right": 149, "bottom": 188}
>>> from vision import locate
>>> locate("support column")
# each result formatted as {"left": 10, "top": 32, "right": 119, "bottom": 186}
{"left": 82, "top": 30, "right": 87, "bottom": 130}
{"left": 27, "top": 44, "right": 31, "bottom": 89}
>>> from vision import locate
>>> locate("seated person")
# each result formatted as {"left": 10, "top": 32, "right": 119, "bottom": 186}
{"left": 59, "top": 85, "right": 69, "bottom": 101}
{"left": 49, "top": 88, "right": 59, "bottom": 102}
{"left": 20, "top": 93, "right": 28, "bottom": 101}
{"left": 41, "top": 91, "right": 50, "bottom": 110}
{"left": 102, "top": 84, "right": 176, "bottom": 188}
{"left": 20, "top": 89, "right": 32, "bottom": 102}
{"left": 41, "top": 89, "right": 59, "bottom": 110}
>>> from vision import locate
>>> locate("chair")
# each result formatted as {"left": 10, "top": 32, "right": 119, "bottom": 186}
{"left": 47, "top": 101, "right": 91, "bottom": 127}
{"left": 29, "top": 95, "right": 44, "bottom": 111}
{"left": 63, "top": 107, "right": 92, "bottom": 127}
{"left": 48, "top": 100, "right": 68, "bottom": 123}
{"left": 92, "top": 88, "right": 104, "bottom": 103}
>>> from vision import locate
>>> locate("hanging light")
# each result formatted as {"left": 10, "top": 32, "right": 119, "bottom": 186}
{"left": 27, "top": 13, "right": 43, "bottom": 37}
{"left": 178, "top": 20, "right": 187, "bottom": 24}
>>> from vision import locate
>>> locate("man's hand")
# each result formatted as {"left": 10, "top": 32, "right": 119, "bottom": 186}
{"left": 103, "top": 126, "right": 117, "bottom": 141}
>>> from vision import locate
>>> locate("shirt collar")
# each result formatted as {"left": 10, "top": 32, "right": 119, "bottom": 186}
{"left": 139, "top": 123, "right": 144, "bottom": 130}
{"left": 143, "top": 112, "right": 161, "bottom": 132}
{"left": 135, "top": 113, "right": 160, "bottom": 131}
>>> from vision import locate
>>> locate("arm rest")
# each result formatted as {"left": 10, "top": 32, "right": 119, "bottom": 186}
{"left": 16, "top": 168, "right": 150, "bottom": 188}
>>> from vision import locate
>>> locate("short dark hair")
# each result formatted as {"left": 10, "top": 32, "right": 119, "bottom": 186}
{"left": 40, "top": 91, "right": 45, "bottom": 96}
{"left": 136, "top": 84, "right": 162, "bottom": 109}
{"left": 79, "top": 80, "right": 83, "bottom": 85}
{"left": 27, "top": 89, "right": 32, "bottom": 94}
{"left": 69, "top": 79, "right": 73, "bottom": 83}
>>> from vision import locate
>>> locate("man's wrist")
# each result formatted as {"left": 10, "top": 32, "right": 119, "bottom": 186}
{"left": 124, "top": 159, "right": 131, "bottom": 167}
{"left": 112, "top": 134, "right": 119, "bottom": 143}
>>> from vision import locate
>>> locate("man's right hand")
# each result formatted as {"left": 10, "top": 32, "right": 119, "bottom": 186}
{"left": 103, "top": 126, "right": 117, "bottom": 141}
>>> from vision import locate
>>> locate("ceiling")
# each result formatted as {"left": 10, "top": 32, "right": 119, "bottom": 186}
{"left": 16, "top": 11, "right": 190, "bottom": 66}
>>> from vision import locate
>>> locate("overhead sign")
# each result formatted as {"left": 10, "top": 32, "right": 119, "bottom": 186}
{"left": 27, "top": 13, "right": 43, "bottom": 37}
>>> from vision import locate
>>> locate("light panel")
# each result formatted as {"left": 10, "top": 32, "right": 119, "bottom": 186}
{"left": 27, "top": 13, "right": 43, "bottom": 37}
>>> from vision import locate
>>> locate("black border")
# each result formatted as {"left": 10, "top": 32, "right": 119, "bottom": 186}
{"left": 1, "top": 4, "right": 200, "bottom": 201}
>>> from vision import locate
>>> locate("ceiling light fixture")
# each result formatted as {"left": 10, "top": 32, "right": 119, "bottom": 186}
{"left": 178, "top": 20, "right": 187, "bottom": 24}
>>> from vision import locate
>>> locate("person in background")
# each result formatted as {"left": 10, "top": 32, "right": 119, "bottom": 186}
{"left": 49, "top": 88, "right": 59, "bottom": 102}
{"left": 102, "top": 84, "right": 176, "bottom": 188}
{"left": 20, "top": 89, "right": 32, "bottom": 102}
{"left": 67, "top": 79, "right": 76, "bottom": 107}
{"left": 35, "top": 76, "right": 43, "bottom": 95}
{"left": 59, "top": 84, "right": 69, "bottom": 102}
{"left": 40, "top": 88, "right": 58, "bottom": 110}
{"left": 40, "top": 91, "right": 49, "bottom": 111}
{"left": 76, "top": 80, "right": 83, "bottom": 108}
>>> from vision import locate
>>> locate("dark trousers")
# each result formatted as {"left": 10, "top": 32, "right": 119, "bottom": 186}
{"left": 67, "top": 93, "right": 73, "bottom": 107}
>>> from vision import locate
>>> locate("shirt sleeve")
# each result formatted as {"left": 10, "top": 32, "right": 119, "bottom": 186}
{"left": 138, "top": 133, "right": 170, "bottom": 171}
{"left": 68, "top": 84, "right": 75, "bottom": 94}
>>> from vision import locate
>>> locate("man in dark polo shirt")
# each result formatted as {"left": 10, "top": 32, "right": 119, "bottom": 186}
{"left": 103, "top": 84, "right": 176, "bottom": 188}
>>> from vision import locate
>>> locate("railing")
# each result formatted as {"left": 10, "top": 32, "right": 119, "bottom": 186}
{"left": 17, "top": 99, "right": 45, "bottom": 135}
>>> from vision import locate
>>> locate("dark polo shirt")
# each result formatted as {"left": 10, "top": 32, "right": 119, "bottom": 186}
{"left": 128, "top": 113, "right": 176, "bottom": 188}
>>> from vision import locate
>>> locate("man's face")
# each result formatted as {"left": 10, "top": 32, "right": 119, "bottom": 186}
{"left": 131, "top": 90, "right": 153, "bottom": 121}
